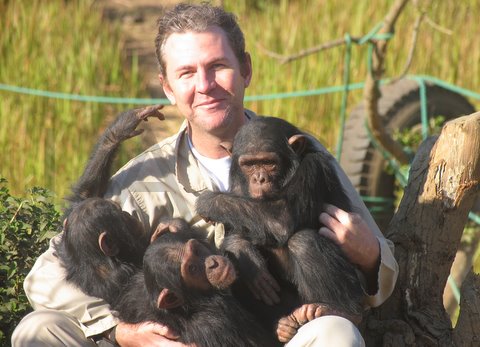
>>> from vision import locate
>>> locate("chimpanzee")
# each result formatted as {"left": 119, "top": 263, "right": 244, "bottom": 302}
{"left": 196, "top": 116, "right": 364, "bottom": 331}
{"left": 115, "top": 224, "right": 278, "bottom": 347}
{"left": 54, "top": 105, "right": 163, "bottom": 305}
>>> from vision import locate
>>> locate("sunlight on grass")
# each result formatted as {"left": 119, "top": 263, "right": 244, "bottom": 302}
{"left": 0, "top": 0, "right": 143, "bottom": 202}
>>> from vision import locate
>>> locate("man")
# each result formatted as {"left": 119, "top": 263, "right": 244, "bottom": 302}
{"left": 12, "top": 3, "right": 398, "bottom": 346}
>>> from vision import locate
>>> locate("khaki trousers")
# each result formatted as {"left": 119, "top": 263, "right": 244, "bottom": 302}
{"left": 12, "top": 310, "right": 364, "bottom": 346}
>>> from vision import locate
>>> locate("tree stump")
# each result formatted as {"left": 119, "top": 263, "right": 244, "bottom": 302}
{"left": 364, "top": 111, "right": 480, "bottom": 346}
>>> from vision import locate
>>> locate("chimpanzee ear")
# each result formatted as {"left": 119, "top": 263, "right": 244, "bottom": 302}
{"left": 98, "top": 231, "right": 119, "bottom": 257}
{"left": 288, "top": 134, "right": 307, "bottom": 155}
{"left": 157, "top": 288, "right": 183, "bottom": 309}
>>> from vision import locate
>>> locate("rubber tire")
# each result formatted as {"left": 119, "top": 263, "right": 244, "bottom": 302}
{"left": 340, "top": 78, "right": 476, "bottom": 230}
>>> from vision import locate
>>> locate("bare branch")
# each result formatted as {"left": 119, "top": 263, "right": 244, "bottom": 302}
{"left": 391, "top": 11, "right": 425, "bottom": 82}
{"left": 413, "top": 0, "right": 453, "bottom": 35}
{"left": 363, "top": 0, "right": 410, "bottom": 165}
{"left": 257, "top": 37, "right": 361, "bottom": 64}
{"left": 424, "top": 16, "right": 453, "bottom": 35}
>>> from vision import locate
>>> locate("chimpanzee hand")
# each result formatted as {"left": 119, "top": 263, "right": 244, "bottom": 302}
{"left": 105, "top": 105, "right": 164, "bottom": 145}
{"left": 319, "top": 203, "right": 380, "bottom": 293}
{"left": 276, "top": 303, "right": 362, "bottom": 343}
{"left": 150, "top": 218, "right": 190, "bottom": 243}
{"left": 115, "top": 321, "right": 195, "bottom": 347}
{"left": 246, "top": 266, "right": 281, "bottom": 306}
{"left": 276, "top": 303, "right": 324, "bottom": 343}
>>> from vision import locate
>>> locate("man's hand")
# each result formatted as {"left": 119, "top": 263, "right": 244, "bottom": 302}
{"left": 116, "top": 321, "right": 192, "bottom": 347}
{"left": 319, "top": 203, "right": 381, "bottom": 293}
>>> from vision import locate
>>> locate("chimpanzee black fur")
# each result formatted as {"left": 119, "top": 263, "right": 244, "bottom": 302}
{"left": 54, "top": 106, "right": 162, "bottom": 305}
{"left": 115, "top": 228, "right": 278, "bottom": 347}
{"left": 196, "top": 116, "right": 364, "bottom": 326}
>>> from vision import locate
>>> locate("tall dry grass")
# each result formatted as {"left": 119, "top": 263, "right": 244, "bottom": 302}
{"left": 1, "top": 0, "right": 479, "bottom": 200}
{"left": 227, "top": 0, "right": 480, "bottom": 147}
{"left": 0, "top": 0, "right": 142, "bottom": 201}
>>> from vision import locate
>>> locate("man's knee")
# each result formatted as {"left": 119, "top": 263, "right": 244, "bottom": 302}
{"left": 11, "top": 310, "right": 95, "bottom": 347}
{"left": 286, "top": 316, "right": 365, "bottom": 347}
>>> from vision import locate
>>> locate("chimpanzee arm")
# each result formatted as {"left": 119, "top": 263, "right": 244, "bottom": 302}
{"left": 286, "top": 151, "right": 353, "bottom": 230}
{"left": 196, "top": 191, "right": 293, "bottom": 246}
{"left": 222, "top": 233, "right": 280, "bottom": 306}
{"left": 68, "top": 105, "right": 163, "bottom": 205}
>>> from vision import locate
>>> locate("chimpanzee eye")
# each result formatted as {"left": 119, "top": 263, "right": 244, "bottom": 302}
{"left": 189, "top": 264, "right": 198, "bottom": 274}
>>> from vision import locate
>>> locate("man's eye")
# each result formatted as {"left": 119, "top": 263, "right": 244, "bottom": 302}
{"left": 179, "top": 71, "right": 193, "bottom": 78}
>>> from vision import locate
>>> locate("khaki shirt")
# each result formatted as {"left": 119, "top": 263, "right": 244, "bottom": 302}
{"left": 23, "top": 111, "right": 398, "bottom": 337}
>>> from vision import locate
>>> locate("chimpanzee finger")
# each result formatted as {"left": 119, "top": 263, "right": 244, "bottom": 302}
{"left": 138, "top": 105, "right": 165, "bottom": 121}
{"left": 246, "top": 282, "right": 261, "bottom": 301}
{"left": 276, "top": 317, "right": 298, "bottom": 343}
{"left": 256, "top": 286, "right": 275, "bottom": 306}
{"left": 264, "top": 270, "right": 281, "bottom": 292}
{"left": 252, "top": 277, "right": 274, "bottom": 305}
{"left": 257, "top": 272, "right": 280, "bottom": 305}
{"left": 305, "top": 303, "right": 325, "bottom": 321}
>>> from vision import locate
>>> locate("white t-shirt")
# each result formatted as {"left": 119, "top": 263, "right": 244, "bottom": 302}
{"left": 188, "top": 136, "right": 231, "bottom": 192}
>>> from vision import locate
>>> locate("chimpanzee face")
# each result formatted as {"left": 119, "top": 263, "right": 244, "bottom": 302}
{"left": 143, "top": 232, "right": 237, "bottom": 310}
{"left": 180, "top": 239, "right": 236, "bottom": 291}
{"left": 238, "top": 151, "right": 284, "bottom": 199}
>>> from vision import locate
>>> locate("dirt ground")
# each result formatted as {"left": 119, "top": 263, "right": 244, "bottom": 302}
{"left": 96, "top": 0, "right": 184, "bottom": 145}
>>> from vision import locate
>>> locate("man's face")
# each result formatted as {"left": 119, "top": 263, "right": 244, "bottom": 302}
{"left": 160, "top": 27, "right": 252, "bottom": 136}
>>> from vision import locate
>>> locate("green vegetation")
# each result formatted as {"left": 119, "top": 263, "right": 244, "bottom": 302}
{"left": 0, "top": 0, "right": 143, "bottom": 201}
{"left": 226, "top": 0, "right": 480, "bottom": 146}
{"left": 0, "top": 178, "right": 61, "bottom": 344}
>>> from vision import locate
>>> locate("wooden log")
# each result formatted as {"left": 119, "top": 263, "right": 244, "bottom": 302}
{"left": 365, "top": 111, "right": 480, "bottom": 346}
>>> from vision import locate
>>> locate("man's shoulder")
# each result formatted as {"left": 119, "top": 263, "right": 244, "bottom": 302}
{"left": 109, "top": 130, "right": 183, "bottom": 187}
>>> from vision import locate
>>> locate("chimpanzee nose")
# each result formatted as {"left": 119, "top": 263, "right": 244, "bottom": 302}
{"left": 254, "top": 172, "right": 267, "bottom": 184}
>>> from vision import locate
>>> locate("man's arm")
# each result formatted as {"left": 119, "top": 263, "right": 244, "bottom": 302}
{"left": 23, "top": 236, "right": 118, "bottom": 338}
{"left": 321, "top": 156, "right": 399, "bottom": 307}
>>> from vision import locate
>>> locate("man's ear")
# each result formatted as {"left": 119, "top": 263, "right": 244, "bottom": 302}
{"left": 241, "top": 52, "right": 253, "bottom": 88}
{"left": 157, "top": 288, "right": 183, "bottom": 309}
{"left": 159, "top": 74, "right": 176, "bottom": 105}
{"left": 288, "top": 134, "right": 307, "bottom": 155}
{"left": 98, "top": 231, "right": 119, "bottom": 257}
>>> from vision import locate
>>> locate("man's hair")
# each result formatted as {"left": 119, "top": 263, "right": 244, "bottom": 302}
{"left": 155, "top": 3, "right": 247, "bottom": 77}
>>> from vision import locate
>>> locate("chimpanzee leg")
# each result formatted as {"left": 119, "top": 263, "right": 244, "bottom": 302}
{"left": 287, "top": 229, "right": 363, "bottom": 315}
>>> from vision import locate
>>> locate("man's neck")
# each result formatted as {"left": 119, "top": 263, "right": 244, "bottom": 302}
{"left": 188, "top": 112, "right": 248, "bottom": 159}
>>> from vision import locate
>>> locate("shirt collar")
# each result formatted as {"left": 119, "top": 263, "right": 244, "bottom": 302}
{"left": 174, "top": 109, "right": 257, "bottom": 193}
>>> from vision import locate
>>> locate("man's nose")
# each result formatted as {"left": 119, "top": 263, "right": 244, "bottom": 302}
{"left": 196, "top": 69, "right": 216, "bottom": 93}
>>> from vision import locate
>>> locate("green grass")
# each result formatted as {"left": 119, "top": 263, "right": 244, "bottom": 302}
{"left": 226, "top": 0, "right": 480, "bottom": 147}
{"left": 0, "top": 0, "right": 143, "bottom": 202}
{"left": 1, "top": 0, "right": 479, "bottom": 201}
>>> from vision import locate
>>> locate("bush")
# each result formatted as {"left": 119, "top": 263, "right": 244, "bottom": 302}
{"left": 0, "top": 178, "right": 60, "bottom": 345}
